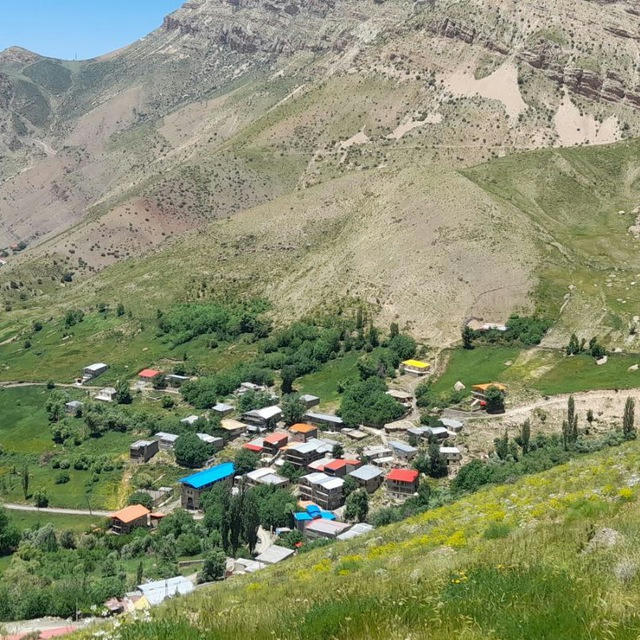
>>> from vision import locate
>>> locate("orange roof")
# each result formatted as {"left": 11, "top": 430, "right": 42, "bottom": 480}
{"left": 139, "top": 368, "right": 161, "bottom": 378}
{"left": 111, "top": 504, "right": 150, "bottom": 524}
{"left": 472, "top": 382, "right": 507, "bottom": 392}
{"left": 290, "top": 423, "right": 317, "bottom": 434}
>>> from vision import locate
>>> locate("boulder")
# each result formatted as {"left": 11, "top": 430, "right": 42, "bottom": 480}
{"left": 629, "top": 364, "right": 639, "bottom": 372}
{"left": 453, "top": 381, "right": 465, "bottom": 392}
{"left": 596, "top": 356, "right": 608, "bottom": 366}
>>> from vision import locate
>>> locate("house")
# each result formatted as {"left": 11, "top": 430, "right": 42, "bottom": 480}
{"left": 139, "top": 368, "right": 162, "bottom": 380}
{"left": 180, "top": 415, "right": 200, "bottom": 426}
{"left": 426, "top": 426, "right": 448, "bottom": 440}
{"left": 82, "top": 363, "right": 108, "bottom": 384}
{"left": 242, "top": 405, "right": 282, "bottom": 428}
{"left": 337, "top": 522, "right": 374, "bottom": 541}
{"left": 137, "top": 576, "right": 194, "bottom": 606}
{"left": 236, "top": 381, "right": 267, "bottom": 395}
{"left": 293, "top": 504, "right": 337, "bottom": 531}
{"left": 212, "top": 403, "right": 234, "bottom": 417}
{"left": 255, "top": 545, "right": 295, "bottom": 565}
{"left": 399, "top": 359, "right": 430, "bottom": 376}
{"left": 440, "top": 417, "right": 464, "bottom": 433}
{"left": 245, "top": 467, "right": 289, "bottom": 488}
{"left": 407, "top": 426, "right": 429, "bottom": 440}
{"left": 196, "top": 433, "right": 224, "bottom": 450}
{"left": 299, "top": 394, "right": 321, "bottom": 409}
{"left": 386, "top": 468, "right": 420, "bottom": 497}
{"left": 263, "top": 432, "right": 288, "bottom": 455}
{"left": 362, "top": 445, "right": 392, "bottom": 461}
{"left": 285, "top": 440, "right": 324, "bottom": 467}
{"left": 130, "top": 439, "right": 159, "bottom": 463}
{"left": 323, "top": 458, "right": 360, "bottom": 478}
{"left": 467, "top": 319, "right": 508, "bottom": 332}
{"left": 472, "top": 382, "right": 507, "bottom": 397}
{"left": 154, "top": 432, "right": 180, "bottom": 450}
{"left": 386, "top": 389, "right": 413, "bottom": 407}
{"left": 180, "top": 462, "right": 235, "bottom": 509}
{"left": 233, "top": 558, "right": 265, "bottom": 574}
{"left": 166, "top": 374, "right": 190, "bottom": 387}
{"left": 299, "top": 472, "right": 345, "bottom": 510}
{"left": 243, "top": 438, "right": 265, "bottom": 453}
{"left": 307, "top": 457, "right": 335, "bottom": 472}
{"left": 95, "top": 387, "right": 117, "bottom": 403}
{"left": 304, "top": 411, "right": 345, "bottom": 430}
{"left": 110, "top": 505, "right": 151, "bottom": 534}
{"left": 440, "top": 446, "right": 462, "bottom": 463}
{"left": 220, "top": 419, "right": 247, "bottom": 439}
{"left": 384, "top": 420, "right": 413, "bottom": 434}
{"left": 289, "top": 423, "right": 318, "bottom": 442}
{"left": 389, "top": 440, "right": 418, "bottom": 461}
{"left": 348, "top": 464, "right": 384, "bottom": 493}
{"left": 65, "top": 400, "right": 84, "bottom": 415}
{"left": 304, "top": 519, "right": 352, "bottom": 540}
{"left": 342, "top": 428, "right": 368, "bottom": 440}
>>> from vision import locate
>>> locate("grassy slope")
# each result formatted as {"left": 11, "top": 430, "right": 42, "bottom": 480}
{"left": 76, "top": 440, "right": 640, "bottom": 640}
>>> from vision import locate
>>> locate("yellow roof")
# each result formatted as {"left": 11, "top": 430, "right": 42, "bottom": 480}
{"left": 134, "top": 596, "right": 150, "bottom": 610}
{"left": 402, "top": 359, "right": 430, "bottom": 369}
{"left": 472, "top": 382, "right": 507, "bottom": 392}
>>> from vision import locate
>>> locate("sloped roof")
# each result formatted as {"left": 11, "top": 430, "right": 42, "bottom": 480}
{"left": 387, "top": 468, "right": 419, "bottom": 483}
{"left": 111, "top": 504, "right": 150, "bottom": 524}
{"left": 180, "top": 462, "right": 235, "bottom": 489}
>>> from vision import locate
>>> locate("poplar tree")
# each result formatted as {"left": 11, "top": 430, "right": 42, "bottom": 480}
{"left": 623, "top": 396, "right": 636, "bottom": 440}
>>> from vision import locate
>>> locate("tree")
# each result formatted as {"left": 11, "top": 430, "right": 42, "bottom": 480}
{"left": 174, "top": 433, "right": 212, "bottom": 468}
{"left": 416, "top": 480, "right": 431, "bottom": 506}
{"left": 388, "top": 334, "right": 417, "bottom": 361}
{"left": 484, "top": 386, "right": 505, "bottom": 414}
{"left": 115, "top": 380, "right": 132, "bottom": 405}
{"left": 493, "top": 430, "right": 509, "bottom": 460}
{"left": 345, "top": 489, "right": 369, "bottom": 522}
{"left": 59, "top": 530, "right": 76, "bottom": 550}
{"left": 520, "top": 418, "right": 531, "bottom": 455}
{"left": 136, "top": 561, "right": 144, "bottom": 585}
{"left": 281, "top": 395, "right": 305, "bottom": 427}
{"left": 281, "top": 461, "right": 302, "bottom": 483}
{"left": 228, "top": 494, "right": 244, "bottom": 555}
{"left": 242, "top": 491, "right": 260, "bottom": 554}
{"left": 127, "top": 491, "right": 154, "bottom": 510}
{"left": 21, "top": 465, "right": 30, "bottom": 500}
{"left": 389, "top": 322, "right": 399, "bottom": 339}
{"left": 199, "top": 549, "right": 226, "bottom": 583}
{"left": 33, "top": 489, "right": 49, "bottom": 508}
{"left": 623, "top": 396, "right": 636, "bottom": 440}
{"left": 587, "top": 409, "right": 595, "bottom": 425}
{"left": 0, "top": 507, "right": 20, "bottom": 556}
{"left": 281, "top": 366, "right": 297, "bottom": 395}
{"left": 367, "top": 324, "right": 379, "bottom": 348}
{"left": 462, "top": 325, "right": 474, "bottom": 350}
{"left": 152, "top": 374, "right": 168, "bottom": 390}
{"left": 332, "top": 443, "right": 344, "bottom": 459}
{"left": 427, "top": 442, "right": 448, "bottom": 478}
{"left": 343, "top": 475, "right": 359, "bottom": 498}
{"left": 566, "top": 333, "right": 580, "bottom": 355}
{"left": 234, "top": 448, "right": 259, "bottom": 475}
{"left": 567, "top": 395, "right": 578, "bottom": 444}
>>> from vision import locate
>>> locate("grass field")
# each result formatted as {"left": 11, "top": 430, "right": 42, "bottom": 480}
{"left": 7, "top": 510, "right": 104, "bottom": 533}
{"left": 75, "top": 439, "right": 640, "bottom": 640}
{"left": 296, "top": 351, "right": 360, "bottom": 409}
{"left": 430, "top": 346, "right": 522, "bottom": 396}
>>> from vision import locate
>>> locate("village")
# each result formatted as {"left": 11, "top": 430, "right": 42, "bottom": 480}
{"left": 46, "top": 351, "right": 511, "bottom": 618}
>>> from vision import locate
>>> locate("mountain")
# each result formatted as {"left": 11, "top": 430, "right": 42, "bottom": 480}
{"left": 2, "top": 0, "right": 640, "bottom": 343}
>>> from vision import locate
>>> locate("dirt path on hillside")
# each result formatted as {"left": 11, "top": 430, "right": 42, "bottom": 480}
{"left": 2, "top": 503, "right": 110, "bottom": 517}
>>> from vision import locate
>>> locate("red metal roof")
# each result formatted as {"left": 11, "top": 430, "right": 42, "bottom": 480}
{"left": 243, "top": 443, "right": 263, "bottom": 452}
{"left": 264, "top": 432, "right": 288, "bottom": 445}
{"left": 387, "top": 468, "right": 419, "bottom": 483}
{"left": 139, "top": 368, "right": 161, "bottom": 378}
{"left": 324, "top": 459, "right": 347, "bottom": 471}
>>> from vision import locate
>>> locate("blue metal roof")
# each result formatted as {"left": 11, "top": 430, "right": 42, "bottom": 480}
{"left": 294, "top": 512, "right": 312, "bottom": 521}
{"left": 180, "top": 462, "right": 235, "bottom": 489}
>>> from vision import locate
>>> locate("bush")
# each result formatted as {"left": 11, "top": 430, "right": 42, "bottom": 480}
{"left": 174, "top": 433, "right": 212, "bottom": 468}
{"left": 127, "top": 491, "right": 154, "bottom": 510}
{"left": 55, "top": 471, "right": 70, "bottom": 485}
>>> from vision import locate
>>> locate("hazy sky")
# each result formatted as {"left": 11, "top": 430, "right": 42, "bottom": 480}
{"left": 0, "top": 0, "right": 184, "bottom": 60}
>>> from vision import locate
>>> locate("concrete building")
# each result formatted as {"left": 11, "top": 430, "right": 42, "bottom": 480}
{"left": 389, "top": 440, "right": 418, "bottom": 461}
{"left": 285, "top": 439, "right": 325, "bottom": 468}
{"left": 440, "top": 446, "right": 462, "bottom": 463}
{"left": 82, "top": 363, "right": 108, "bottom": 384}
{"left": 362, "top": 445, "right": 392, "bottom": 461}
{"left": 299, "top": 394, "right": 321, "bottom": 409}
{"left": 289, "top": 423, "right": 318, "bottom": 442}
{"left": 220, "top": 419, "right": 247, "bottom": 439}
{"left": 245, "top": 467, "right": 289, "bottom": 488}
{"left": 242, "top": 405, "right": 282, "bottom": 428}
{"left": 154, "top": 432, "right": 180, "bottom": 450}
{"left": 180, "top": 462, "right": 235, "bottom": 510}
{"left": 304, "top": 519, "right": 352, "bottom": 540}
{"left": 440, "top": 417, "right": 464, "bottom": 433}
{"left": 348, "top": 464, "right": 384, "bottom": 493}
{"left": 65, "top": 400, "right": 84, "bottom": 415}
{"left": 323, "top": 458, "right": 360, "bottom": 478}
{"left": 212, "top": 403, "right": 234, "bottom": 417}
{"left": 304, "top": 411, "right": 344, "bottom": 430}
{"left": 180, "top": 415, "right": 200, "bottom": 426}
{"left": 137, "top": 576, "right": 194, "bottom": 606}
{"left": 262, "top": 432, "right": 289, "bottom": 455}
{"left": 95, "top": 387, "right": 117, "bottom": 403}
{"left": 130, "top": 439, "right": 159, "bottom": 463}
{"left": 337, "top": 522, "right": 374, "bottom": 541}
{"left": 110, "top": 505, "right": 150, "bottom": 534}
{"left": 399, "top": 359, "right": 430, "bottom": 376}
{"left": 196, "top": 433, "right": 224, "bottom": 450}
{"left": 386, "top": 389, "right": 413, "bottom": 407}
{"left": 255, "top": 545, "right": 295, "bottom": 565}
{"left": 299, "top": 472, "right": 345, "bottom": 510}
{"left": 386, "top": 468, "right": 419, "bottom": 497}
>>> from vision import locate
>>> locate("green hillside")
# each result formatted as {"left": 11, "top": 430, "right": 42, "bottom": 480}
{"left": 74, "top": 440, "right": 640, "bottom": 640}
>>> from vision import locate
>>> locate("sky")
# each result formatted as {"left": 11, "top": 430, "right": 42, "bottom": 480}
{"left": 0, "top": 0, "right": 185, "bottom": 60}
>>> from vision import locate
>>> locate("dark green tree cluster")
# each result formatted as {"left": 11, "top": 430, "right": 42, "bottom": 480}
{"left": 339, "top": 377, "right": 406, "bottom": 427}
{"left": 566, "top": 334, "right": 606, "bottom": 358}
{"left": 174, "top": 433, "right": 213, "bottom": 468}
